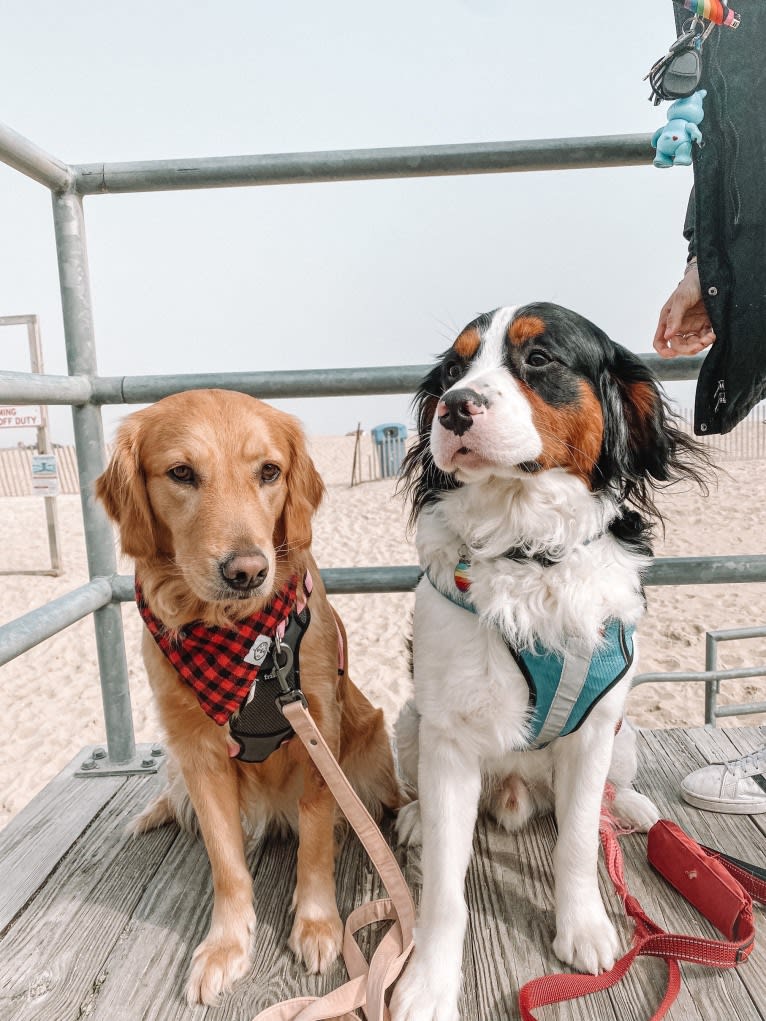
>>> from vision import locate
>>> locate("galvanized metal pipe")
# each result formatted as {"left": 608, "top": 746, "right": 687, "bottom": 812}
{"left": 94, "top": 365, "right": 429, "bottom": 404}
{"left": 110, "top": 554, "right": 766, "bottom": 603}
{"left": 111, "top": 566, "right": 423, "bottom": 604}
{"left": 0, "top": 369, "right": 92, "bottom": 404}
{"left": 703, "top": 623, "right": 766, "bottom": 723}
{"left": 705, "top": 629, "right": 719, "bottom": 725}
{"left": 633, "top": 665, "right": 766, "bottom": 685}
{"left": 712, "top": 701, "right": 766, "bottom": 718}
{"left": 74, "top": 134, "right": 653, "bottom": 195}
{"left": 0, "top": 579, "right": 113, "bottom": 666}
{"left": 52, "top": 190, "right": 136, "bottom": 764}
{"left": 0, "top": 121, "right": 73, "bottom": 192}
{"left": 644, "top": 555, "right": 766, "bottom": 586}
{"left": 0, "top": 358, "right": 702, "bottom": 409}
{"left": 84, "top": 354, "right": 703, "bottom": 405}
{"left": 707, "top": 625, "right": 766, "bottom": 641}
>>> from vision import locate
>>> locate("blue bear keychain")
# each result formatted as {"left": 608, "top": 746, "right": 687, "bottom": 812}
{"left": 651, "top": 89, "right": 706, "bottom": 167}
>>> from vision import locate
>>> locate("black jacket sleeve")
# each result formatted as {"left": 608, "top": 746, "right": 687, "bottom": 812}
{"left": 683, "top": 2, "right": 766, "bottom": 434}
{"left": 683, "top": 187, "right": 696, "bottom": 262}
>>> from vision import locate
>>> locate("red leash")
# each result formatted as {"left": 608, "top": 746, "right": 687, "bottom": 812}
{"left": 519, "top": 812, "right": 766, "bottom": 1020}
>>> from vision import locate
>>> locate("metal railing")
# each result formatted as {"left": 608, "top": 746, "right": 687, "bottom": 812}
{"left": 633, "top": 624, "right": 766, "bottom": 726}
{"left": 2, "top": 121, "right": 766, "bottom": 773}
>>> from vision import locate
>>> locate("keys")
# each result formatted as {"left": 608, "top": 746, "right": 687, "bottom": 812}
{"left": 645, "top": 24, "right": 707, "bottom": 105}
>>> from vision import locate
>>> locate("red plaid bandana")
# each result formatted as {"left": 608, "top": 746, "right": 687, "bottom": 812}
{"left": 135, "top": 574, "right": 300, "bottom": 725}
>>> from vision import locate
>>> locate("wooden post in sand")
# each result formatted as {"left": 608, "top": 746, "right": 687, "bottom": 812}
{"left": 0, "top": 314, "right": 62, "bottom": 575}
{"left": 350, "top": 422, "right": 363, "bottom": 487}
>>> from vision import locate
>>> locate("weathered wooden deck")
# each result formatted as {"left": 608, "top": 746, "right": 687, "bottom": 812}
{"left": 1, "top": 726, "right": 764, "bottom": 1021}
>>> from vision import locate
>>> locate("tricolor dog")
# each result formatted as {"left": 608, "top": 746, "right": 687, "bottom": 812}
{"left": 390, "top": 303, "right": 707, "bottom": 1021}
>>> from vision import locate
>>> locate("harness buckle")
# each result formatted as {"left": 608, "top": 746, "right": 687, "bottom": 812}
{"left": 275, "top": 688, "right": 308, "bottom": 712}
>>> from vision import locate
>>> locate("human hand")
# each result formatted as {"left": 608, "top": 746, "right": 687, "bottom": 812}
{"left": 652, "top": 261, "right": 716, "bottom": 358}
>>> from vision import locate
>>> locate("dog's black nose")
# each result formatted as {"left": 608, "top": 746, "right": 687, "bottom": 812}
{"left": 220, "top": 551, "right": 269, "bottom": 591}
{"left": 437, "top": 388, "right": 489, "bottom": 437}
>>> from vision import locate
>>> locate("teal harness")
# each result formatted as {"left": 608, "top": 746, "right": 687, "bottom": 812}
{"left": 425, "top": 567, "right": 634, "bottom": 749}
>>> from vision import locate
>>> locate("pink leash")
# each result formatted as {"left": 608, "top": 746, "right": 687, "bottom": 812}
{"left": 252, "top": 574, "right": 414, "bottom": 1020}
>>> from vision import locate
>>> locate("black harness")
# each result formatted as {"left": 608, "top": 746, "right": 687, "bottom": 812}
{"left": 229, "top": 604, "right": 311, "bottom": 762}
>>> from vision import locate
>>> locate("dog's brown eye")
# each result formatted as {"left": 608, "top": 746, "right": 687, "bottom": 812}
{"left": 527, "top": 350, "right": 551, "bottom": 368}
{"left": 261, "top": 462, "right": 281, "bottom": 484}
{"left": 442, "top": 360, "right": 465, "bottom": 389}
{"left": 168, "top": 464, "right": 195, "bottom": 484}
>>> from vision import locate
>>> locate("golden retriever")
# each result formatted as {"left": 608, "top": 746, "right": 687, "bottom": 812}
{"left": 96, "top": 389, "right": 401, "bottom": 1005}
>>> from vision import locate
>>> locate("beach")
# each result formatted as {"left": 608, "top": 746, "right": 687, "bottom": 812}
{"left": 1, "top": 434, "right": 765, "bottom": 830}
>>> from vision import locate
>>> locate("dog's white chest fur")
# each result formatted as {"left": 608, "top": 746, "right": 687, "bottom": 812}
{"left": 412, "top": 471, "right": 648, "bottom": 757}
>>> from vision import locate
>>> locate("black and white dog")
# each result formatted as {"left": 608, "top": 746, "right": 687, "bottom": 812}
{"left": 390, "top": 303, "right": 707, "bottom": 1021}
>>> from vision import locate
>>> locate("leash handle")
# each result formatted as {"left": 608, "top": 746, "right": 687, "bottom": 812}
{"left": 251, "top": 701, "right": 415, "bottom": 1021}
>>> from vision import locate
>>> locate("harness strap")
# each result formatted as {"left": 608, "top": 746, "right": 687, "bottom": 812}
{"left": 231, "top": 570, "right": 347, "bottom": 762}
{"left": 229, "top": 607, "right": 311, "bottom": 762}
{"left": 424, "top": 571, "right": 633, "bottom": 748}
{"left": 251, "top": 700, "right": 415, "bottom": 1021}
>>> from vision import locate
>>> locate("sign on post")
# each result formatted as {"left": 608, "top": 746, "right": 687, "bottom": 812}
{"left": 0, "top": 405, "right": 44, "bottom": 429}
{"left": 0, "top": 315, "right": 62, "bottom": 575}
{"left": 31, "top": 453, "right": 60, "bottom": 496}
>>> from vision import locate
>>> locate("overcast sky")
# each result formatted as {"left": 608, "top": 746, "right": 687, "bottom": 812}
{"left": 0, "top": 0, "right": 698, "bottom": 446}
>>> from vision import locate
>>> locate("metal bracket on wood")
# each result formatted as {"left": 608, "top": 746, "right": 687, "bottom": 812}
{"left": 74, "top": 743, "right": 165, "bottom": 778}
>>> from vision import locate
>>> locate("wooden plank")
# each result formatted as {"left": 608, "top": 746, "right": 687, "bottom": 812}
{"left": 232, "top": 822, "right": 391, "bottom": 1017}
{"left": 0, "top": 772, "right": 177, "bottom": 1021}
{"left": 397, "top": 727, "right": 766, "bottom": 1020}
{"left": 87, "top": 811, "right": 396, "bottom": 1019}
{"left": 1, "top": 729, "right": 763, "bottom": 1021}
{"left": 0, "top": 748, "right": 124, "bottom": 931}
{"left": 464, "top": 814, "right": 631, "bottom": 1020}
{"left": 636, "top": 727, "right": 766, "bottom": 1018}
{"left": 85, "top": 820, "right": 222, "bottom": 1020}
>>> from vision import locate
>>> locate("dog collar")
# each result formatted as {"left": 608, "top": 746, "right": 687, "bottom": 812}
{"left": 454, "top": 535, "right": 602, "bottom": 590}
{"left": 135, "top": 573, "right": 304, "bottom": 728}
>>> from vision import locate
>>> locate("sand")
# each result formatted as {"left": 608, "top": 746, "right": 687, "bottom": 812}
{"left": 1, "top": 434, "right": 765, "bottom": 830}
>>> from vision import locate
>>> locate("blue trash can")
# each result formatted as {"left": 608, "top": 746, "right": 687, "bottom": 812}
{"left": 371, "top": 423, "right": 408, "bottom": 478}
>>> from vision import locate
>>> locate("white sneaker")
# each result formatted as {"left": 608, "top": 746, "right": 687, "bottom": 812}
{"left": 681, "top": 746, "right": 766, "bottom": 814}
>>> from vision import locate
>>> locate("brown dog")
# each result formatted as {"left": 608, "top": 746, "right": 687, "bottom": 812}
{"left": 96, "top": 389, "right": 401, "bottom": 1005}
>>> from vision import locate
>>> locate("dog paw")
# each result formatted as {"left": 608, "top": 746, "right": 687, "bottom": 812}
{"left": 396, "top": 800, "right": 423, "bottom": 846}
{"left": 553, "top": 906, "right": 620, "bottom": 974}
{"left": 289, "top": 911, "right": 343, "bottom": 974}
{"left": 389, "top": 955, "right": 460, "bottom": 1021}
{"left": 186, "top": 917, "right": 255, "bottom": 1005}
{"left": 609, "top": 788, "right": 660, "bottom": 832}
{"left": 127, "top": 793, "right": 175, "bottom": 836}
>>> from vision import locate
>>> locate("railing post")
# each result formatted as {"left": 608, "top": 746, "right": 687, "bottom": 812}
{"left": 51, "top": 189, "right": 136, "bottom": 765}
{"left": 704, "top": 631, "right": 719, "bottom": 727}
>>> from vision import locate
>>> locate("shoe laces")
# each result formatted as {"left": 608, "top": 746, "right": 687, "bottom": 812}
{"left": 729, "top": 747, "right": 766, "bottom": 779}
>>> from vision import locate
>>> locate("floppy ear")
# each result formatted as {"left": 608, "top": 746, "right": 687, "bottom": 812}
{"left": 280, "top": 421, "right": 325, "bottom": 553}
{"left": 398, "top": 359, "right": 460, "bottom": 530}
{"left": 598, "top": 341, "right": 709, "bottom": 520}
{"left": 95, "top": 414, "right": 160, "bottom": 560}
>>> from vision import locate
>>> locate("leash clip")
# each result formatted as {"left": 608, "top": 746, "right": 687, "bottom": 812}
{"left": 272, "top": 632, "right": 293, "bottom": 694}
{"left": 273, "top": 632, "right": 308, "bottom": 711}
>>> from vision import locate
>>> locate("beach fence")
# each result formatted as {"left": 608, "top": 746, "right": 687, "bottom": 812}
{"left": 2, "top": 123, "right": 766, "bottom": 774}
{"left": 677, "top": 403, "right": 766, "bottom": 460}
{"left": 0, "top": 444, "right": 81, "bottom": 496}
